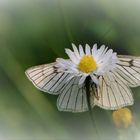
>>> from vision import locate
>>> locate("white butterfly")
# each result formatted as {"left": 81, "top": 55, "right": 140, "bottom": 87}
{"left": 25, "top": 44, "right": 140, "bottom": 112}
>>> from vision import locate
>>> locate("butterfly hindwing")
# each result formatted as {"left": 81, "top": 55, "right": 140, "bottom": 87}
{"left": 57, "top": 76, "right": 94, "bottom": 112}
{"left": 94, "top": 72, "right": 134, "bottom": 110}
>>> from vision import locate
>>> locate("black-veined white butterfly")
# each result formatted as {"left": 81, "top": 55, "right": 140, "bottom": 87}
{"left": 25, "top": 44, "right": 140, "bottom": 112}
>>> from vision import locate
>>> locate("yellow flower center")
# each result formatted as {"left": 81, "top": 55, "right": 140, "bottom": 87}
{"left": 79, "top": 55, "right": 97, "bottom": 73}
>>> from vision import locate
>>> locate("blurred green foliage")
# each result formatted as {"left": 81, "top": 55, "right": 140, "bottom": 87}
{"left": 0, "top": 0, "right": 140, "bottom": 140}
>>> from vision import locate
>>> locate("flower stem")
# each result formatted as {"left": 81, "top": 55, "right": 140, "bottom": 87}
{"left": 85, "top": 76, "right": 100, "bottom": 140}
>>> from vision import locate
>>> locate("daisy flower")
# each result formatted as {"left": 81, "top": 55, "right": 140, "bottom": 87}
{"left": 56, "top": 44, "right": 118, "bottom": 85}
{"left": 25, "top": 44, "right": 140, "bottom": 112}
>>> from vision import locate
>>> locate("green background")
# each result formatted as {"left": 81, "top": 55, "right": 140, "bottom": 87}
{"left": 0, "top": 0, "right": 140, "bottom": 140}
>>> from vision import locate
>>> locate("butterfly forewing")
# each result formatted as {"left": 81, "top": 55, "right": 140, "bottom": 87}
{"left": 116, "top": 55, "right": 140, "bottom": 87}
{"left": 25, "top": 63, "right": 71, "bottom": 95}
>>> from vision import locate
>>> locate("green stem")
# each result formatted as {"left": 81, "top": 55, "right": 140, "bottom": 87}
{"left": 85, "top": 76, "right": 100, "bottom": 140}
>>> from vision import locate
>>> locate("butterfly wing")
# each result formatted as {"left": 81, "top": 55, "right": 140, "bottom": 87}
{"left": 94, "top": 72, "right": 134, "bottom": 110}
{"left": 115, "top": 55, "right": 140, "bottom": 87}
{"left": 26, "top": 55, "right": 139, "bottom": 111}
{"left": 26, "top": 63, "right": 94, "bottom": 112}
{"left": 57, "top": 76, "right": 94, "bottom": 112}
{"left": 25, "top": 63, "right": 71, "bottom": 95}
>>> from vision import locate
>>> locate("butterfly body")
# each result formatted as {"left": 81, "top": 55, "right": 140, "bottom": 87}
{"left": 85, "top": 76, "right": 92, "bottom": 111}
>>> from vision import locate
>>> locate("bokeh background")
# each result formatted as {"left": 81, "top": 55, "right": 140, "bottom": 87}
{"left": 0, "top": 0, "right": 140, "bottom": 140}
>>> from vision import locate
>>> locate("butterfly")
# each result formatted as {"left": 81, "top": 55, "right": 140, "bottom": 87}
{"left": 25, "top": 44, "right": 140, "bottom": 112}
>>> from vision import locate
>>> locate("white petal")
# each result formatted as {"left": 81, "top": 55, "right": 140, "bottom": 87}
{"left": 79, "top": 76, "right": 87, "bottom": 85}
{"left": 85, "top": 44, "right": 91, "bottom": 55}
{"left": 79, "top": 45, "right": 85, "bottom": 57}
{"left": 65, "top": 49, "right": 78, "bottom": 64}
{"left": 90, "top": 74, "right": 99, "bottom": 85}
{"left": 56, "top": 58, "right": 70, "bottom": 67}
{"left": 56, "top": 58, "right": 78, "bottom": 73}
{"left": 56, "top": 58, "right": 66, "bottom": 67}
{"left": 92, "top": 44, "right": 97, "bottom": 56}
{"left": 105, "top": 49, "right": 113, "bottom": 57}
{"left": 98, "top": 45, "right": 105, "bottom": 56}
{"left": 72, "top": 43, "right": 81, "bottom": 60}
{"left": 94, "top": 45, "right": 106, "bottom": 61}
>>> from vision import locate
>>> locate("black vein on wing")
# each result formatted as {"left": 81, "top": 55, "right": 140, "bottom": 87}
{"left": 121, "top": 65, "right": 140, "bottom": 82}
{"left": 66, "top": 78, "right": 77, "bottom": 110}
{"left": 33, "top": 72, "right": 55, "bottom": 86}
{"left": 106, "top": 75, "right": 119, "bottom": 107}
{"left": 46, "top": 73, "right": 65, "bottom": 91}
{"left": 116, "top": 70, "right": 135, "bottom": 85}
{"left": 47, "top": 73, "right": 70, "bottom": 93}
{"left": 111, "top": 73, "right": 127, "bottom": 105}
{"left": 118, "top": 58, "right": 140, "bottom": 68}
{"left": 111, "top": 72, "right": 132, "bottom": 102}
{"left": 74, "top": 86, "right": 82, "bottom": 111}
{"left": 102, "top": 77, "right": 111, "bottom": 108}
{"left": 31, "top": 68, "right": 53, "bottom": 80}
{"left": 59, "top": 78, "right": 75, "bottom": 108}
{"left": 101, "top": 76, "right": 104, "bottom": 106}
{"left": 81, "top": 87, "right": 85, "bottom": 110}
{"left": 41, "top": 73, "right": 61, "bottom": 89}
{"left": 130, "top": 66, "right": 140, "bottom": 76}
{"left": 28, "top": 64, "right": 54, "bottom": 74}
{"left": 116, "top": 66, "right": 137, "bottom": 85}
{"left": 54, "top": 74, "right": 73, "bottom": 93}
